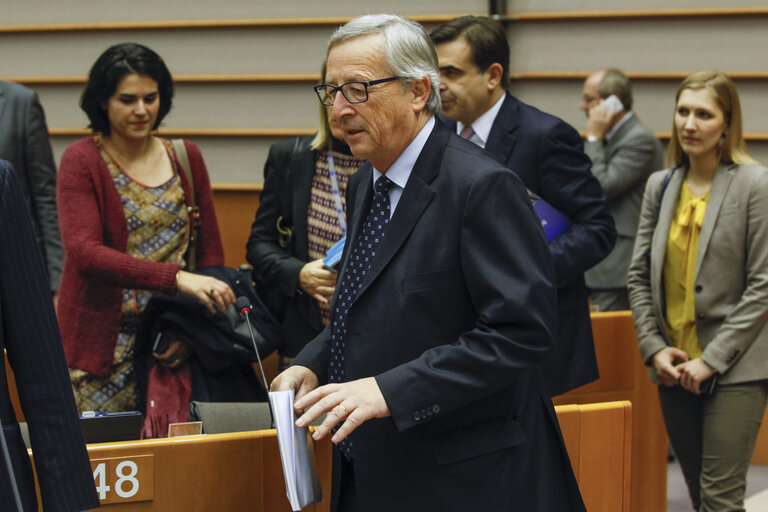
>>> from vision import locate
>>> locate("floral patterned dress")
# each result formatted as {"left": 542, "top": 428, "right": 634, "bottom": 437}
{"left": 69, "top": 138, "right": 189, "bottom": 413}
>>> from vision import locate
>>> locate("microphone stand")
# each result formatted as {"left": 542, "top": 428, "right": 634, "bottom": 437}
{"left": 239, "top": 303, "right": 269, "bottom": 392}
{"left": 0, "top": 421, "right": 24, "bottom": 511}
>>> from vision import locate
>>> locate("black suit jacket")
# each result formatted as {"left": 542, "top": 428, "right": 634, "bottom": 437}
{"left": 0, "top": 160, "right": 99, "bottom": 511}
{"left": 0, "top": 81, "right": 62, "bottom": 292}
{"left": 443, "top": 92, "right": 616, "bottom": 395}
{"left": 295, "top": 120, "right": 584, "bottom": 511}
{"left": 246, "top": 135, "right": 324, "bottom": 357}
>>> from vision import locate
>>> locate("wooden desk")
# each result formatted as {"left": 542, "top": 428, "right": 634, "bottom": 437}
{"left": 554, "top": 311, "right": 668, "bottom": 512}
{"left": 29, "top": 401, "right": 630, "bottom": 511}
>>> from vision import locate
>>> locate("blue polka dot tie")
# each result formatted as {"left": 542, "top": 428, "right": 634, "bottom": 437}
{"left": 328, "top": 175, "right": 393, "bottom": 457}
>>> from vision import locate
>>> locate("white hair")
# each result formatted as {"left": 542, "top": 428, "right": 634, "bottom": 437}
{"left": 327, "top": 14, "right": 442, "bottom": 115}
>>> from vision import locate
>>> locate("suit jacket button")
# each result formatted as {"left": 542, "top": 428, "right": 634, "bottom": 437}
{"left": 432, "top": 404, "right": 440, "bottom": 413}
{"left": 413, "top": 412, "right": 421, "bottom": 421}
{"left": 695, "top": 285, "right": 703, "bottom": 293}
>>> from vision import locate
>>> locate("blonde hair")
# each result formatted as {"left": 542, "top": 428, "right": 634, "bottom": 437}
{"left": 310, "top": 60, "right": 332, "bottom": 151}
{"left": 667, "top": 71, "right": 755, "bottom": 167}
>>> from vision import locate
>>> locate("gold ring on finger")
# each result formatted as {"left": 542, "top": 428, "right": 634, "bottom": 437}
{"left": 337, "top": 404, "right": 349, "bottom": 417}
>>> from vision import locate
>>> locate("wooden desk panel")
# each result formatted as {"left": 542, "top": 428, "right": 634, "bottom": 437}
{"left": 554, "top": 311, "right": 667, "bottom": 512}
{"left": 29, "top": 402, "right": 629, "bottom": 511}
{"left": 78, "top": 430, "right": 332, "bottom": 511}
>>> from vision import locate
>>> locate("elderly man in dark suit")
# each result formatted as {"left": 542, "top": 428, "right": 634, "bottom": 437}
{"left": 0, "top": 80, "right": 62, "bottom": 296}
{"left": 272, "top": 14, "right": 585, "bottom": 512}
{"left": 430, "top": 16, "right": 616, "bottom": 397}
{"left": 0, "top": 160, "right": 98, "bottom": 511}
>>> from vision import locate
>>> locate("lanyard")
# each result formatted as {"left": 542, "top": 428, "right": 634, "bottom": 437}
{"left": 327, "top": 150, "right": 347, "bottom": 235}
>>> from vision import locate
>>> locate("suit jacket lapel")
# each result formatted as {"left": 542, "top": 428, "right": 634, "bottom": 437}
{"left": 606, "top": 115, "right": 638, "bottom": 153}
{"left": 350, "top": 120, "right": 445, "bottom": 302}
{"left": 335, "top": 164, "right": 374, "bottom": 283}
{"left": 695, "top": 163, "right": 735, "bottom": 279}
{"left": 485, "top": 92, "right": 519, "bottom": 167}
{"left": 290, "top": 149, "right": 318, "bottom": 260}
{"left": 651, "top": 167, "right": 684, "bottom": 318}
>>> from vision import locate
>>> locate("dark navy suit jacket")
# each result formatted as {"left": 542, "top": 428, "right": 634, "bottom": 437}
{"left": 0, "top": 160, "right": 99, "bottom": 511}
{"left": 442, "top": 92, "right": 616, "bottom": 396}
{"left": 295, "top": 120, "right": 585, "bottom": 511}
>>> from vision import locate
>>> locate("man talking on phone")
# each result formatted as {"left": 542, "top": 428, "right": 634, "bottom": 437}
{"left": 580, "top": 69, "right": 664, "bottom": 312}
{"left": 430, "top": 16, "right": 615, "bottom": 397}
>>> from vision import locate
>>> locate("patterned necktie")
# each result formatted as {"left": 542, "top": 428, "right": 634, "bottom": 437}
{"left": 460, "top": 124, "right": 475, "bottom": 140}
{"left": 328, "top": 175, "right": 393, "bottom": 456}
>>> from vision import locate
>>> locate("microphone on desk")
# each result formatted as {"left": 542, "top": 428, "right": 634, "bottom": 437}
{"left": 236, "top": 296, "right": 270, "bottom": 391}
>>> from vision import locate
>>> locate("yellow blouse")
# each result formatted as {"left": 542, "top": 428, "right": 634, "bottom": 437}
{"left": 663, "top": 179, "right": 709, "bottom": 359}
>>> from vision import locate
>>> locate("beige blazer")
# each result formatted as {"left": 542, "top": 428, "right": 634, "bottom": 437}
{"left": 627, "top": 162, "right": 768, "bottom": 384}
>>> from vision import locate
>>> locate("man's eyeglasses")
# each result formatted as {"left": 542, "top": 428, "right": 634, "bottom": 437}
{"left": 314, "top": 76, "right": 401, "bottom": 106}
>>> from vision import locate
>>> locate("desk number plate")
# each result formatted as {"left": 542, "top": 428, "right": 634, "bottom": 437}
{"left": 91, "top": 455, "right": 154, "bottom": 504}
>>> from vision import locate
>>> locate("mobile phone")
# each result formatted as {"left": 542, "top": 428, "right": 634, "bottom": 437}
{"left": 701, "top": 374, "right": 719, "bottom": 395}
{"left": 152, "top": 332, "right": 170, "bottom": 354}
{"left": 602, "top": 94, "right": 624, "bottom": 115}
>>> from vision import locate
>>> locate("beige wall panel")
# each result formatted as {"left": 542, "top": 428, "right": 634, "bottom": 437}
{"left": 510, "top": 80, "right": 768, "bottom": 135}
{"left": 33, "top": 82, "right": 320, "bottom": 130}
{"left": 507, "top": 18, "right": 768, "bottom": 72}
{"left": 168, "top": 83, "right": 319, "bottom": 129}
{"left": 0, "top": 20, "right": 465, "bottom": 78}
{"left": 0, "top": 28, "right": 333, "bottom": 77}
{"left": 749, "top": 144, "right": 768, "bottom": 167}
{"left": 4, "top": 1, "right": 486, "bottom": 25}
{"left": 51, "top": 135, "right": 285, "bottom": 183}
{"left": 508, "top": 0, "right": 768, "bottom": 13}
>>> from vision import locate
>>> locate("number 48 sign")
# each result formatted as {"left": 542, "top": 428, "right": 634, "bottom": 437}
{"left": 91, "top": 455, "right": 154, "bottom": 504}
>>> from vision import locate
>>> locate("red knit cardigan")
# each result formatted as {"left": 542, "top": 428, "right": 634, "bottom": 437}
{"left": 57, "top": 137, "right": 225, "bottom": 377}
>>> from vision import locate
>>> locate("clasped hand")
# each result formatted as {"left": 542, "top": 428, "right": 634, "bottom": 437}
{"left": 271, "top": 366, "right": 390, "bottom": 444}
{"left": 652, "top": 346, "right": 716, "bottom": 394}
{"left": 299, "top": 259, "right": 337, "bottom": 305}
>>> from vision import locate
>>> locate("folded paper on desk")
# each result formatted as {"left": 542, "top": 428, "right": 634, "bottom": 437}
{"left": 269, "top": 389, "right": 323, "bottom": 511}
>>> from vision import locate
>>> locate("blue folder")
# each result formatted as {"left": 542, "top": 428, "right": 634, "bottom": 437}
{"left": 323, "top": 237, "right": 346, "bottom": 270}
{"left": 528, "top": 191, "right": 571, "bottom": 242}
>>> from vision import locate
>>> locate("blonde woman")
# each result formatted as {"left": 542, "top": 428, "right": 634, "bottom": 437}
{"left": 628, "top": 71, "right": 768, "bottom": 511}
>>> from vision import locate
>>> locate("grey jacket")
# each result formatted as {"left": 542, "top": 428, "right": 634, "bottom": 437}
{"left": 585, "top": 114, "right": 663, "bottom": 289}
{"left": 0, "top": 80, "right": 62, "bottom": 291}
{"left": 627, "top": 163, "right": 768, "bottom": 384}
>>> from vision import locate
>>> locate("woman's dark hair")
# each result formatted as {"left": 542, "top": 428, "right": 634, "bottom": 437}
{"left": 80, "top": 43, "right": 174, "bottom": 135}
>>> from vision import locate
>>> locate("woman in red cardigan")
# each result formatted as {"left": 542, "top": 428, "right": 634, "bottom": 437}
{"left": 57, "top": 43, "right": 235, "bottom": 413}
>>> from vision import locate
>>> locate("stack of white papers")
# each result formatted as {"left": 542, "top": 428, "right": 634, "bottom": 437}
{"left": 268, "top": 390, "right": 323, "bottom": 511}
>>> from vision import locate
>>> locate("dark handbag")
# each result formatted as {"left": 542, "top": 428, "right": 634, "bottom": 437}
{"left": 172, "top": 139, "right": 201, "bottom": 270}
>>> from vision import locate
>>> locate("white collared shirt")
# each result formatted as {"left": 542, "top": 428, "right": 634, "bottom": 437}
{"left": 372, "top": 116, "right": 435, "bottom": 218}
{"left": 456, "top": 94, "right": 506, "bottom": 149}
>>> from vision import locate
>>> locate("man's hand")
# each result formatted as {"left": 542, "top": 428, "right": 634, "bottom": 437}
{"left": 299, "top": 259, "right": 338, "bottom": 304}
{"left": 294, "top": 377, "right": 390, "bottom": 444}
{"left": 652, "top": 346, "right": 689, "bottom": 386}
{"left": 677, "top": 358, "right": 716, "bottom": 395}
{"left": 586, "top": 100, "right": 617, "bottom": 140}
{"left": 270, "top": 365, "right": 320, "bottom": 404}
